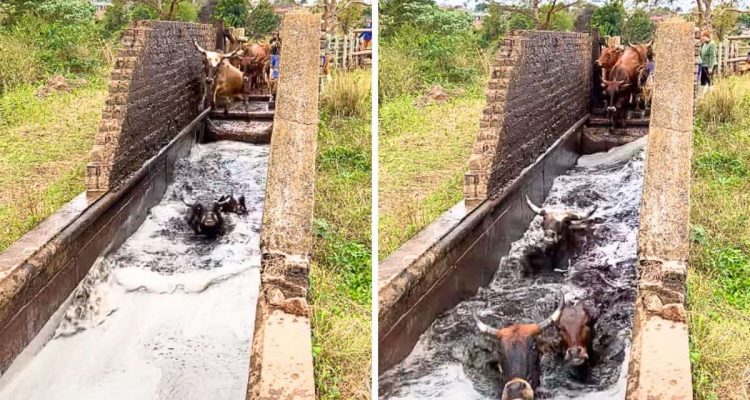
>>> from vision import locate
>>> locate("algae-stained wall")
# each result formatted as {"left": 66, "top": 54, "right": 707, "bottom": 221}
{"left": 86, "top": 21, "right": 214, "bottom": 192}
{"left": 465, "top": 31, "right": 591, "bottom": 205}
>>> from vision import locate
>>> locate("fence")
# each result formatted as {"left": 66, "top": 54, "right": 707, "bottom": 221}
{"left": 718, "top": 35, "right": 750, "bottom": 76}
{"left": 325, "top": 29, "right": 372, "bottom": 70}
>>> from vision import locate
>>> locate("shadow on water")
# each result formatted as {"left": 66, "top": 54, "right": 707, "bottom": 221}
{"left": 380, "top": 146, "right": 645, "bottom": 400}
{"left": 0, "top": 142, "right": 269, "bottom": 400}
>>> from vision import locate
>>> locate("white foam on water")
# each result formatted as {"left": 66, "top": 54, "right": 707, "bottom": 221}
{"left": 0, "top": 142, "right": 268, "bottom": 400}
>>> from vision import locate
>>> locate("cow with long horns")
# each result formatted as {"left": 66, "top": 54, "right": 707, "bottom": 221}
{"left": 193, "top": 40, "right": 246, "bottom": 114}
{"left": 474, "top": 292, "right": 565, "bottom": 400}
{"left": 524, "top": 195, "right": 597, "bottom": 271}
{"left": 184, "top": 199, "right": 224, "bottom": 238}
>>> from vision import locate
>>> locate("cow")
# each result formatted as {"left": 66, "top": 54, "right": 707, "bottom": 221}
{"left": 474, "top": 292, "right": 565, "bottom": 400}
{"left": 556, "top": 302, "right": 599, "bottom": 368}
{"left": 217, "top": 192, "right": 247, "bottom": 215}
{"left": 193, "top": 41, "right": 246, "bottom": 114}
{"left": 524, "top": 196, "right": 597, "bottom": 271}
{"left": 184, "top": 199, "right": 224, "bottom": 238}
{"left": 595, "top": 45, "right": 623, "bottom": 80}
{"left": 602, "top": 44, "right": 649, "bottom": 127}
{"left": 232, "top": 43, "right": 271, "bottom": 93}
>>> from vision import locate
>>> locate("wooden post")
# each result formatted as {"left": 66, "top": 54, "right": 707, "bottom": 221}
{"left": 343, "top": 34, "right": 348, "bottom": 70}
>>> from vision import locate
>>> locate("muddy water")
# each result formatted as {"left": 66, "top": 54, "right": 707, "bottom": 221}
{"left": 0, "top": 142, "right": 268, "bottom": 400}
{"left": 380, "top": 145, "right": 645, "bottom": 399}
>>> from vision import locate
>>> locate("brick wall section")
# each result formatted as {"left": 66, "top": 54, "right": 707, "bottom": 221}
{"left": 86, "top": 21, "right": 214, "bottom": 192}
{"left": 464, "top": 31, "right": 591, "bottom": 205}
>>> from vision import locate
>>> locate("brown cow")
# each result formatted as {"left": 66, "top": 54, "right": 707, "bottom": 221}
{"left": 193, "top": 41, "right": 246, "bottom": 114}
{"left": 556, "top": 302, "right": 598, "bottom": 368}
{"left": 474, "top": 292, "right": 565, "bottom": 400}
{"left": 232, "top": 43, "right": 271, "bottom": 93}
{"left": 602, "top": 45, "right": 648, "bottom": 127}
{"left": 596, "top": 45, "right": 623, "bottom": 80}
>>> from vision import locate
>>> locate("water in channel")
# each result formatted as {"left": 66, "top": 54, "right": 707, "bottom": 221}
{"left": 0, "top": 141, "right": 268, "bottom": 400}
{"left": 380, "top": 142, "right": 646, "bottom": 400}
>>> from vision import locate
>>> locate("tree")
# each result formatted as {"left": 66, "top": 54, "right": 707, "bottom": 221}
{"left": 130, "top": 3, "right": 159, "bottom": 20}
{"left": 540, "top": 4, "right": 573, "bottom": 30}
{"left": 475, "top": 2, "right": 489, "bottom": 11}
{"left": 338, "top": 2, "right": 366, "bottom": 33}
{"left": 102, "top": 0, "right": 129, "bottom": 36}
{"left": 246, "top": 0, "right": 280, "bottom": 38}
{"left": 712, "top": 2, "right": 740, "bottom": 39}
{"left": 213, "top": 0, "right": 248, "bottom": 27}
{"left": 486, "top": 0, "right": 583, "bottom": 30}
{"left": 622, "top": 8, "right": 655, "bottom": 43}
{"left": 591, "top": 0, "right": 625, "bottom": 37}
{"left": 173, "top": 1, "right": 198, "bottom": 22}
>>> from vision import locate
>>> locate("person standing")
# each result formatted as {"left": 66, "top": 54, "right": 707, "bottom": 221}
{"left": 699, "top": 31, "right": 717, "bottom": 90}
{"left": 359, "top": 18, "right": 372, "bottom": 50}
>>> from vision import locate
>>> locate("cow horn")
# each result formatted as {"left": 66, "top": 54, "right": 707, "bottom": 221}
{"left": 536, "top": 292, "right": 565, "bottom": 331}
{"left": 193, "top": 40, "right": 207, "bottom": 55}
{"left": 570, "top": 205, "right": 598, "bottom": 223}
{"left": 473, "top": 311, "right": 501, "bottom": 337}
{"left": 525, "top": 195, "right": 546, "bottom": 215}
{"left": 181, "top": 197, "right": 195, "bottom": 208}
{"left": 222, "top": 49, "right": 240, "bottom": 59}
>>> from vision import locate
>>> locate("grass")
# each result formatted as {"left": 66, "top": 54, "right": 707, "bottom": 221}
{"left": 378, "top": 90, "right": 484, "bottom": 259}
{"left": 310, "top": 69, "right": 372, "bottom": 399}
{"left": 0, "top": 76, "right": 107, "bottom": 251}
{"left": 688, "top": 75, "right": 750, "bottom": 400}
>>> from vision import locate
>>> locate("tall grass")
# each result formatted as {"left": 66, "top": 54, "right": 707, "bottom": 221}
{"left": 697, "top": 79, "right": 748, "bottom": 125}
{"left": 321, "top": 69, "right": 371, "bottom": 119}
{"left": 0, "top": 34, "right": 42, "bottom": 93}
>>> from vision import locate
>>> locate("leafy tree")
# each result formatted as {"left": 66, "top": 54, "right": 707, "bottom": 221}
{"left": 101, "top": 0, "right": 129, "bottom": 37}
{"left": 508, "top": 12, "right": 535, "bottom": 30}
{"left": 591, "top": 0, "right": 625, "bottom": 37}
{"left": 479, "top": 3, "right": 509, "bottom": 46}
{"left": 213, "top": 0, "right": 248, "bottom": 27}
{"left": 338, "top": 2, "right": 366, "bottom": 34}
{"left": 174, "top": 1, "right": 198, "bottom": 22}
{"left": 740, "top": 12, "right": 750, "bottom": 27}
{"left": 712, "top": 3, "right": 740, "bottom": 40}
{"left": 479, "top": 0, "right": 583, "bottom": 30}
{"left": 475, "top": 2, "right": 488, "bottom": 11}
{"left": 130, "top": 3, "right": 159, "bottom": 20}
{"left": 622, "top": 8, "right": 655, "bottom": 43}
{"left": 246, "top": 0, "right": 280, "bottom": 38}
{"left": 541, "top": 4, "right": 574, "bottom": 30}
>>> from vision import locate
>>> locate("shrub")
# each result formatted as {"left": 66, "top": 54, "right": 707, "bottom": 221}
{"left": 173, "top": 1, "right": 199, "bottom": 22}
{"left": 213, "top": 0, "right": 248, "bottom": 27}
{"left": 321, "top": 70, "right": 371, "bottom": 118}
{"left": 378, "top": 45, "right": 421, "bottom": 99}
{"left": 246, "top": 0, "right": 280, "bottom": 38}
{"left": 129, "top": 3, "right": 158, "bottom": 21}
{"left": 698, "top": 80, "right": 743, "bottom": 125}
{"left": 0, "top": 33, "right": 41, "bottom": 93}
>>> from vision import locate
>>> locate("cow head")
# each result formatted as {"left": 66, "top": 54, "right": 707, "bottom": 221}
{"left": 525, "top": 196, "right": 597, "bottom": 247}
{"left": 556, "top": 303, "right": 598, "bottom": 367}
{"left": 596, "top": 46, "right": 622, "bottom": 69}
{"left": 193, "top": 40, "right": 239, "bottom": 83}
{"left": 184, "top": 198, "right": 224, "bottom": 237}
{"left": 474, "top": 292, "right": 565, "bottom": 400}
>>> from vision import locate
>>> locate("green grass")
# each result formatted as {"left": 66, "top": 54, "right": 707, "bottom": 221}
{"left": 688, "top": 76, "right": 750, "bottom": 400}
{"left": 0, "top": 76, "right": 107, "bottom": 251}
{"left": 378, "top": 91, "right": 484, "bottom": 259}
{"left": 310, "top": 70, "right": 372, "bottom": 400}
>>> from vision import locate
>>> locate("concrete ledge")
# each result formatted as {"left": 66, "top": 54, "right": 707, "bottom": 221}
{"left": 581, "top": 126, "right": 648, "bottom": 154}
{"left": 626, "top": 18, "right": 694, "bottom": 399}
{"left": 248, "top": 11, "right": 320, "bottom": 400}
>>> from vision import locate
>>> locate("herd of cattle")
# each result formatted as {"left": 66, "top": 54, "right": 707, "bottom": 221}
{"left": 473, "top": 196, "right": 601, "bottom": 400}
{"left": 596, "top": 40, "right": 655, "bottom": 128}
{"left": 193, "top": 32, "right": 281, "bottom": 114}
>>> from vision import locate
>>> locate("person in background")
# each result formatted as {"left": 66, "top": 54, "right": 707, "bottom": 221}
{"left": 269, "top": 30, "right": 281, "bottom": 81}
{"left": 359, "top": 18, "right": 372, "bottom": 50}
{"left": 699, "top": 30, "right": 717, "bottom": 91}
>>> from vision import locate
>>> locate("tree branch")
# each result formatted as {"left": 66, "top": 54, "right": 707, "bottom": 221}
{"left": 487, "top": 1, "right": 538, "bottom": 22}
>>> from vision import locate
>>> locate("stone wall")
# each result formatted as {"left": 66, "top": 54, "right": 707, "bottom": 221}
{"left": 626, "top": 19, "right": 694, "bottom": 399}
{"left": 464, "top": 31, "right": 591, "bottom": 205}
{"left": 86, "top": 21, "right": 214, "bottom": 192}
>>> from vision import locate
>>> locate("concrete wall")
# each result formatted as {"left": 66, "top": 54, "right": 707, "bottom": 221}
{"left": 86, "top": 21, "right": 214, "bottom": 192}
{"left": 248, "top": 12, "right": 320, "bottom": 400}
{"left": 626, "top": 19, "right": 694, "bottom": 399}
{"left": 464, "top": 31, "right": 591, "bottom": 205}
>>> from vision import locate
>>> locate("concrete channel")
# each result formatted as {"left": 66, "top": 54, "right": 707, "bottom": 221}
{"left": 0, "top": 13, "right": 319, "bottom": 400}
{"left": 379, "top": 19, "right": 694, "bottom": 399}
